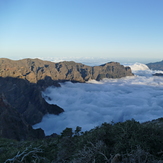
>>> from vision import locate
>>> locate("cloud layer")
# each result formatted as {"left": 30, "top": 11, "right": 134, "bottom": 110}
{"left": 33, "top": 63, "right": 163, "bottom": 135}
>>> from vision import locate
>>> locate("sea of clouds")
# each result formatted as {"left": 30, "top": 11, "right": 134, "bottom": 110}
{"left": 33, "top": 62, "right": 163, "bottom": 135}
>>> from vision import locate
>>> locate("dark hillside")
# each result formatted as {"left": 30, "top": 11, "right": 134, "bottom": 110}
{"left": 0, "top": 94, "right": 45, "bottom": 140}
{"left": 0, "top": 77, "right": 64, "bottom": 125}
{"left": 146, "top": 60, "right": 163, "bottom": 70}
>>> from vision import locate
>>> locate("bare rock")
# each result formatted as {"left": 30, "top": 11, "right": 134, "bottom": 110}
{"left": 0, "top": 58, "right": 133, "bottom": 83}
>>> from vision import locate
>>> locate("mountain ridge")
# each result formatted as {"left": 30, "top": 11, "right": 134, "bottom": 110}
{"left": 0, "top": 58, "right": 133, "bottom": 83}
{"left": 0, "top": 58, "right": 133, "bottom": 140}
{"left": 146, "top": 60, "right": 163, "bottom": 70}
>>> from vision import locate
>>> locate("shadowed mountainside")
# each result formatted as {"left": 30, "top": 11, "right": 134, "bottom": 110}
{"left": 0, "top": 77, "right": 64, "bottom": 125}
{"left": 146, "top": 60, "right": 163, "bottom": 71}
{"left": 0, "top": 94, "right": 45, "bottom": 140}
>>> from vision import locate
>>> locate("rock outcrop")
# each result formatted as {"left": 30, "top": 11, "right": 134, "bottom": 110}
{"left": 146, "top": 60, "right": 163, "bottom": 70}
{"left": 0, "top": 94, "right": 45, "bottom": 140}
{"left": 0, "top": 58, "right": 133, "bottom": 83}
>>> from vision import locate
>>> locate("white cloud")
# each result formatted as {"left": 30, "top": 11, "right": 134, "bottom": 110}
{"left": 33, "top": 63, "right": 163, "bottom": 135}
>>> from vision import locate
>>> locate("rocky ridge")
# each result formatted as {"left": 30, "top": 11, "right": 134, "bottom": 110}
{"left": 0, "top": 58, "right": 133, "bottom": 83}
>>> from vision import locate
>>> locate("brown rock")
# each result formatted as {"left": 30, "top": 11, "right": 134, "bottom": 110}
{"left": 0, "top": 58, "right": 133, "bottom": 83}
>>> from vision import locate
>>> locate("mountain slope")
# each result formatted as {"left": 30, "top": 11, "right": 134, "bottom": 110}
{"left": 0, "top": 94, "right": 45, "bottom": 140}
{"left": 146, "top": 60, "right": 163, "bottom": 70}
{"left": 0, "top": 77, "right": 64, "bottom": 125}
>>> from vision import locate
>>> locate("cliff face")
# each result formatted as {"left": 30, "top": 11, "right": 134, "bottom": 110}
{"left": 0, "top": 94, "right": 45, "bottom": 140}
{"left": 55, "top": 61, "right": 133, "bottom": 81}
{"left": 0, "top": 77, "right": 64, "bottom": 125}
{"left": 93, "top": 62, "right": 133, "bottom": 80}
{"left": 0, "top": 58, "right": 133, "bottom": 83}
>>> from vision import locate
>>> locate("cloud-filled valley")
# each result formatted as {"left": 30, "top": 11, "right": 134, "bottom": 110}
{"left": 33, "top": 63, "right": 163, "bottom": 135}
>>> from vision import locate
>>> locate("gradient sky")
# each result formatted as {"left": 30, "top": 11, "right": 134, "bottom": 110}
{"left": 0, "top": 0, "right": 163, "bottom": 61}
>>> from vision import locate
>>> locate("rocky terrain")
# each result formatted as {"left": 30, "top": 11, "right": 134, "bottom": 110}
{"left": 146, "top": 60, "right": 163, "bottom": 70}
{"left": 0, "top": 77, "right": 64, "bottom": 126}
{"left": 0, "top": 58, "right": 133, "bottom": 140}
{"left": 0, "top": 58, "right": 133, "bottom": 83}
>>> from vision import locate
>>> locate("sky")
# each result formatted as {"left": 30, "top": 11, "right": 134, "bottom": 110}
{"left": 33, "top": 63, "right": 163, "bottom": 135}
{"left": 0, "top": 0, "right": 163, "bottom": 61}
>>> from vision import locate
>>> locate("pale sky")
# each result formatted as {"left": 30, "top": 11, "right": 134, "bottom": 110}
{"left": 0, "top": 0, "right": 163, "bottom": 61}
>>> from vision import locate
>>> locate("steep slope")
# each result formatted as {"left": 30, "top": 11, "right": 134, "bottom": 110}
{"left": 0, "top": 94, "right": 45, "bottom": 140}
{"left": 0, "top": 77, "right": 64, "bottom": 125}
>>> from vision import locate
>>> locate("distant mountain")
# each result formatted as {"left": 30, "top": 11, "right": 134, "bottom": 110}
{"left": 146, "top": 60, "right": 163, "bottom": 70}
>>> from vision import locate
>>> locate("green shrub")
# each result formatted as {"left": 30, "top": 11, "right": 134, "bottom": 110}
{"left": 1, "top": 119, "right": 163, "bottom": 162}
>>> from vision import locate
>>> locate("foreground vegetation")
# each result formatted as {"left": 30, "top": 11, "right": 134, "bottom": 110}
{"left": 1, "top": 119, "right": 163, "bottom": 163}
